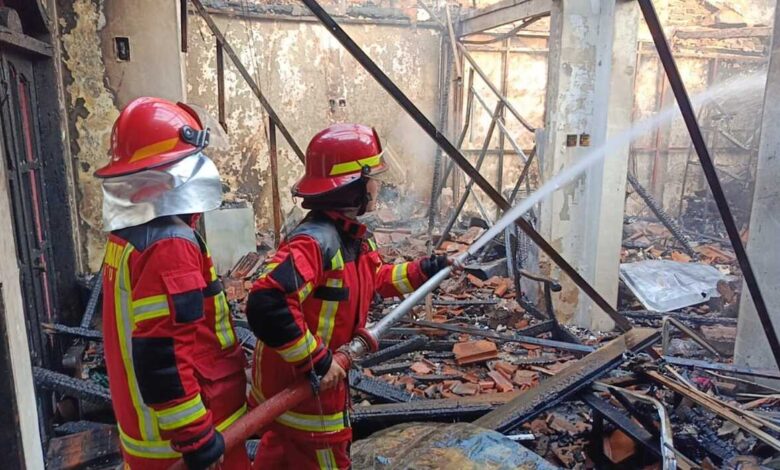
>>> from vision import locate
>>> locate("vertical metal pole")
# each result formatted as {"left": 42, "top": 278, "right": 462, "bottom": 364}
{"left": 216, "top": 40, "right": 227, "bottom": 133}
{"left": 496, "top": 38, "right": 509, "bottom": 219}
{"left": 268, "top": 119, "right": 282, "bottom": 247}
{"left": 180, "top": 0, "right": 188, "bottom": 53}
{"left": 436, "top": 101, "right": 503, "bottom": 248}
{"left": 638, "top": 0, "right": 780, "bottom": 369}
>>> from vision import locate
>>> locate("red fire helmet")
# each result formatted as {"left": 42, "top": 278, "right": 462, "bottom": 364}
{"left": 292, "top": 123, "right": 388, "bottom": 197}
{"left": 95, "top": 97, "right": 210, "bottom": 178}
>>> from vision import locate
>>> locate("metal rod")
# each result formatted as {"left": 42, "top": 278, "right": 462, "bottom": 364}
{"left": 472, "top": 87, "right": 528, "bottom": 161}
{"left": 268, "top": 119, "right": 282, "bottom": 246}
{"left": 457, "top": 42, "right": 535, "bottom": 132}
{"left": 662, "top": 316, "right": 720, "bottom": 358}
{"left": 638, "top": 0, "right": 780, "bottom": 369}
{"left": 180, "top": 0, "right": 188, "bottom": 52}
{"left": 444, "top": 4, "right": 462, "bottom": 81}
{"left": 300, "top": 0, "right": 632, "bottom": 332}
{"left": 497, "top": 38, "right": 509, "bottom": 219}
{"left": 189, "top": 0, "right": 306, "bottom": 162}
{"left": 436, "top": 101, "right": 503, "bottom": 249}
{"left": 216, "top": 40, "right": 227, "bottom": 133}
{"left": 441, "top": 70, "right": 475, "bottom": 189}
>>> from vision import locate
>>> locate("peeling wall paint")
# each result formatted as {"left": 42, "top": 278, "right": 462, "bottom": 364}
{"left": 58, "top": 0, "right": 119, "bottom": 271}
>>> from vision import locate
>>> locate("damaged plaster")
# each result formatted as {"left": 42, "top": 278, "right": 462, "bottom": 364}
{"left": 59, "top": 0, "right": 119, "bottom": 271}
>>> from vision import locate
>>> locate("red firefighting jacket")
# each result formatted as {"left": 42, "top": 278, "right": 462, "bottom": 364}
{"left": 246, "top": 211, "right": 435, "bottom": 439}
{"left": 102, "top": 215, "right": 247, "bottom": 463}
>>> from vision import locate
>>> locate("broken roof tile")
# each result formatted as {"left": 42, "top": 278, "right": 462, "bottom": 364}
{"left": 453, "top": 340, "right": 498, "bottom": 365}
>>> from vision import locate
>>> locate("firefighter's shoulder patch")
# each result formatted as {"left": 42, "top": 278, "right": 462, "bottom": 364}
{"left": 287, "top": 217, "right": 342, "bottom": 271}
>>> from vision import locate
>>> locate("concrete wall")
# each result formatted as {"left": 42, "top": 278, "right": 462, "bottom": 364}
{"left": 58, "top": 0, "right": 185, "bottom": 270}
{"left": 58, "top": 0, "right": 443, "bottom": 269}
{"left": 184, "top": 8, "right": 444, "bottom": 233}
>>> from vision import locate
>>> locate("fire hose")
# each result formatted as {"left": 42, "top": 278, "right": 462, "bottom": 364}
{"left": 168, "top": 191, "right": 550, "bottom": 468}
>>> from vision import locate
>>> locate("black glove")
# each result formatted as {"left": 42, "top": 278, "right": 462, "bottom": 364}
{"left": 183, "top": 431, "right": 224, "bottom": 470}
{"left": 420, "top": 254, "right": 449, "bottom": 278}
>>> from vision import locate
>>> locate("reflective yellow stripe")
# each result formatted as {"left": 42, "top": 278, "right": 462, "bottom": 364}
{"left": 131, "top": 295, "right": 169, "bottom": 324}
{"left": 216, "top": 404, "right": 247, "bottom": 432}
{"left": 214, "top": 291, "right": 236, "bottom": 349}
{"left": 391, "top": 263, "right": 414, "bottom": 294}
{"left": 329, "top": 153, "right": 383, "bottom": 176}
{"left": 298, "top": 282, "right": 314, "bottom": 302}
{"left": 118, "top": 404, "right": 246, "bottom": 460}
{"left": 316, "top": 278, "right": 342, "bottom": 346}
{"left": 116, "top": 245, "right": 160, "bottom": 441}
{"left": 129, "top": 137, "right": 179, "bottom": 163}
{"left": 316, "top": 448, "right": 338, "bottom": 469}
{"left": 118, "top": 425, "right": 180, "bottom": 459}
{"left": 277, "top": 330, "right": 318, "bottom": 363}
{"left": 155, "top": 394, "right": 207, "bottom": 431}
{"left": 330, "top": 250, "right": 344, "bottom": 271}
{"left": 276, "top": 409, "right": 347, "bottom": 433}
{"left": 367, "top": 238, "right": 377, "bottom": 252}
{"left": 258, "top": 262, "right": 279, "bottom": 279}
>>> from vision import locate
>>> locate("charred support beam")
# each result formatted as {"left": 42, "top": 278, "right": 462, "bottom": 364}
{"left": 459, "top": 0, "right": 551, "bottom": 37}
{"left": 358, "top": 335, "right": 427, "bottom": 367}
{"left": 627, "top": 174, "right": 696, "bottom": 258}
{"left": 474, "top": 328, "right": 660, "bottom": 433}
{"left": 189, "top": 0, "right": 305, "bottom": 161}
{"left": 79, "top": 267, "right": 103, "bottom": 329}
{"left": 300, "top": 0, "right": 632, "bottom": 332}
{"left": 348, "top": 370, "right": 417, "bottom": 403}
{"left": 378, "top": 338, "right": 456, "bottom": 351}
{"left": 662, "top": 356, "right": 780, "bottom": 381}
{"left": 581, "top": 393, "right": 661, "bottom": 458}
{"left": 621, "top": 310, "right": 737, "bottom": 326}
{"left": 33, "top": 367, "right": 111, "bottom": 405}
{"left": 645, "top": 369, "right": 780, "bottom": 451}
{"left": 638, "top": 0, "right": 780, "bottom": 370}
{"left": 351, "top": 392, "right": 519, "bottom": 434}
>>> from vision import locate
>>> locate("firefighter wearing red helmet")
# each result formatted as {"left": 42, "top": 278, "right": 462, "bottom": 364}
{"left": 246, "top": 123, "right": 452, "bottom": 469}
{"left": 98, "top": 97, "right": 250, "bottom": 469}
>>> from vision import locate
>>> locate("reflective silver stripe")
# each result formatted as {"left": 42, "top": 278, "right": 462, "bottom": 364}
{"left": 156, "top": 395, "right": 207, "bottom": 430}
{"left": 316, "top": 278, "right": 342, "bottom": 346}
{"left": 277, "top": 330, "right": 317, "bottom": 363}
{"left": 276, "top": 409, "right": 346, "bottom": 432}
{"left": 214, "top": 292, "right": 236, "bottom": 348}
{"left": 117, "top": 246, "right": 159, "bottom": 441}
{"left": 391, "top": 263, "right": 414, "bottom": 294}
{"left": 118, "top": 425, "right": 179, "bottom": 459}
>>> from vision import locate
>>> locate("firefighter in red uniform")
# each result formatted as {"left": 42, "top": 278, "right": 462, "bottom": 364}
{"left": 246, "top": 124, "right": 451, "bottom": 469}
{"left": 97, "top": 97, "right": 250, "bottom": 470}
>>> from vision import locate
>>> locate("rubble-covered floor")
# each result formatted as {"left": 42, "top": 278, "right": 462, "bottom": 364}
{"left": 36, "top": 198, "right": 780, "bottom": 470}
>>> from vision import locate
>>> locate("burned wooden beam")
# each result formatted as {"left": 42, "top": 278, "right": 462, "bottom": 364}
{"left": 621, "top": 310, "right": 737, "bottom": 326}
{"left": 581, "top": 393, "right": 661, "bottom": 458}
{"left": 378, "top": 339, "right": 456, "bottom": 352}
{"left": 662, "top": 356, "right": 780, "bottom": 381}
{"left": 473, "top": 328, "right": 660, "bottom": 433}
{"left": 348, "top": 370, "right": 417, "bottom": 404}
{"left": 42, "top": 323, "right": 102, "bottom": 341}
{"left": 359, "top": 335, "right": 427, "bottom": 367}
{"left": 33, "top": 367, "right": 111, "bottom": 405}
{"left": 351, "top": 392, "right": 520, "bottom": 434}
{"left": 645, "top": 369, "right": 780, "bottom": 452}
{"left": 369, "top": 361, "right": 414, "bottom": 376}
{"left": 46, "top": 426, "right": 121, "bottom": 470}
